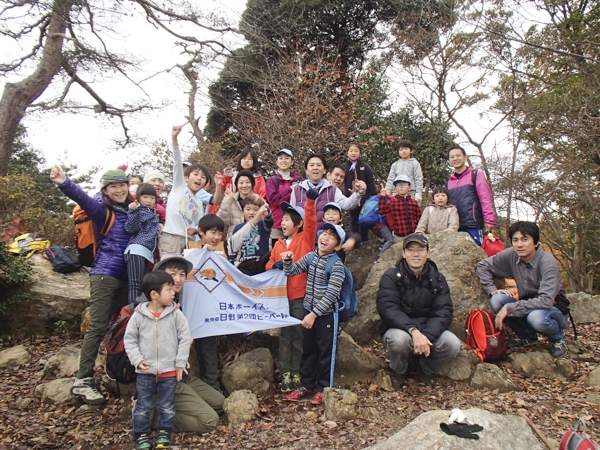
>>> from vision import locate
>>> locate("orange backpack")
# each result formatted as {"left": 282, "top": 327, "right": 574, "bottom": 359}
{"left": 73, "top": 206, "right": 115, "bottom": 267}
{"left": 465, "top": 308, "right": 506, "bottom": 362}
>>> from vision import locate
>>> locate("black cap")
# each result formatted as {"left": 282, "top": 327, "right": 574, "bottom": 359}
{"left": 402, "top": 233, "right": 429, "bottom": 249}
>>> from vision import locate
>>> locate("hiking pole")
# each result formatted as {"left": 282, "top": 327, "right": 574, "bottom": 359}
{"left": 518, "top": 412, "right": 555, "bottom": 450}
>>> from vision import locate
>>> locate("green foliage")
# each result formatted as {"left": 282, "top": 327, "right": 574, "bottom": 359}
{"left": 0, "top": 242, "right": 33, "bottom": 316}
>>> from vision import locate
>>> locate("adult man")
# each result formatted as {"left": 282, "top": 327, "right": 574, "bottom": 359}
{"left": 326, "top": 164, "right": 347, "bottom": 189}
{"left": 477, "top": 221, "right": 569, "bottom": 357}
{"left": 446, "top": 145, "right": 495, "bottom": 245}
{"left": 376, "top": 234, "right": 460, "bottom": 386}
{"left": 149, "top": 254, "right": 225, "bottom": 433}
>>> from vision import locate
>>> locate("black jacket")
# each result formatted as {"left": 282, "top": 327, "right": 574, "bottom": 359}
{"left": 342, "top": 159, "right": 378, "bottom": 204}
{"left": 376, "top": 258, "right": 453, "bottom": 341}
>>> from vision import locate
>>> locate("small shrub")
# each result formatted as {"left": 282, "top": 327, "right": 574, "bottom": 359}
{"left": 0, "top": 242, "right": 33, "bottom": 315}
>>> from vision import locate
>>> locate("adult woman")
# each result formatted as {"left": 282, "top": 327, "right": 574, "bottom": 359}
{"left": 218, "top": 170, "right": 262, "bottom": 239}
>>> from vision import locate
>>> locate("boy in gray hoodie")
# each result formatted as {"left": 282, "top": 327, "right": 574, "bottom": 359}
{"left": 125, "top": 271, "right": 191, "bottom": 450}
{"left": 385, "top": 140, "right": 424, "bottom": 202}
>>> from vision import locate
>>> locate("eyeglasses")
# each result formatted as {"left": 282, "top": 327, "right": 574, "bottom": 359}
{"left": 404, "top": 246, "right": 428, "bottom": 254}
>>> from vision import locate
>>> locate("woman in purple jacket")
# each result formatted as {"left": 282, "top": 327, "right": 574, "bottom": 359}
{"left": 50, "top": 165, "right": 133, "bottom": 405}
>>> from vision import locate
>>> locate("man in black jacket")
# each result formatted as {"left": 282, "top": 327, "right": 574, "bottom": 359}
{"left": 376, "top": 234, "right": 460, "bottom": 386}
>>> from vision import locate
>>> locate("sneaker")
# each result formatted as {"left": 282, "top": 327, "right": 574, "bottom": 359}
{"left": 71, "top": 377, "right": 105, "bottom": 404}
{"left": 415, "top": 361, "right": 436, "bottom": 385}
{"left": 550, "top": 338, "right": 568, "bottom": 357}
{"left": 281, "top": 372, "right": 293, "bottom": 393}
{"left": 309, "top": 392, "right": 323, "bottom": 405}
{"left": 135, "top": 434, "right": 152, "bottom": 450}
{"left": 155, "top": 429, "right": 171, "bottom": 449}
{"left": 292, "top": 373, "right": 301, "bottom": 389}
{"left": 285, "top": 387, "right": 313, "bottom": 402}
{"left": 506, "top": 335, "right": 539, "bottom": 349}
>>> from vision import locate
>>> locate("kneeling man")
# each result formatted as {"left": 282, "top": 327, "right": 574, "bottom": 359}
{"left": 376, "top": 234, "right": 460, "bottom": 386}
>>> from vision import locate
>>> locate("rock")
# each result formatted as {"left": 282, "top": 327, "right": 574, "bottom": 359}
{"left": 470, "top": 363, "right": 518, "bottom": 391}
{"left": 375, "top": 369, "right": 394, "bottom": 392}
{"left": 0, "top": 345, "right": 31, "bottom": 368}
{"left": 223, "top": 390, "right": 259, "bottom": 427}
{"left": 586, "top": 393, "right": 600, "bottom": 404}
{"left": 568, "top": 292, "right": 600, "bottom": 324}
{"left": 43, "top": 345, "right": 80, "bottom": 378}
{"left": 221, "top": 347, "right": 274, "bottom": 395}
{"left": 345, "top": 232, "right": 489, "bottom": 345}
{"left": 344, "top": 237, "right": 382, "bottom": 291}
{"left": 586, "top": 366, "right": 600, "bottom": 387}
{"left": 509, "top": 351, "right": 575, "bottom": 381}
{"left": 336, "top": 331, "right": 387, "bottom": 377}
{"left": 437, "top": 345, "right": 480, "bottom": 381}
{"left": 3, "top": 254, "right": 90, "bottom": 336}
{"left": 37, "top": 378, "right": 75, "bottom": 405}
{"left": 15, "top": 397, "right": 33, "bottom": 409}
{"left": 367, "top": 407, "right": 543, "bottom": 450}
{"left": 322, "top": 388, "right": 358, "bottom": 422}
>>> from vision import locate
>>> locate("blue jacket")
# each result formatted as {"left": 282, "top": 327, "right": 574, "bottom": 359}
{"left": 58, "top": 178, "right": 130, "bottom": 279}
{"left": 125, "top": 205, "right": 160, "bottom": 252}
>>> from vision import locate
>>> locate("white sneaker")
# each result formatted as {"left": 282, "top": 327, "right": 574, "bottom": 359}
{"left": 71, "top": 377, "right": 105, "bottom": 404}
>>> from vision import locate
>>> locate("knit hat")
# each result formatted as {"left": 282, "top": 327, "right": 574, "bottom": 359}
{"left": 143, "top": 169, "right": 165, "bottom": 183}
{"left": 100, "top": 169, "right": 129, "bottom": 188}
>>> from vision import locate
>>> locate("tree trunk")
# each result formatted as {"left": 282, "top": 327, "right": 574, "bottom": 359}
{"left": 0, "top": 0, "right": 71, "bottom": 176}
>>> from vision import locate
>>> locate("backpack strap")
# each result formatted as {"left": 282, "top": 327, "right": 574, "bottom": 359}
{"left": 97, "top": 208, "right": 115, "bottom": 250}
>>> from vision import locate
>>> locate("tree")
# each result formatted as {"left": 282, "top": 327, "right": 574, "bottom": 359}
{"left": 0, "top": 0, "right": 234, "bottom": 175}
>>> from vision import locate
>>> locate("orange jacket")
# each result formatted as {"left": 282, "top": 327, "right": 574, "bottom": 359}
{"left": 266, "top": 198, "right": 316, "bottom": 301}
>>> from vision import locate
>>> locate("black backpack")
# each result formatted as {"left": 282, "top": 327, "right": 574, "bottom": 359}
{"left": 43, "top": 246, "right": 82, "bottom": 273}
{"left": 104, "top": 306, "right": 136, "bottom": 394}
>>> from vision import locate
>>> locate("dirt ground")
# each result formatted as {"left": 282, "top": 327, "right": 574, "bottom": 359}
{"left": 1, "top": 323, "right": 599, "bottom": 450}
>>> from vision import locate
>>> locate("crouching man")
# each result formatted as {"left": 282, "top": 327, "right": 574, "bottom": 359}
{"left": 376, "top": 234, "right": 460, "bottom": 386}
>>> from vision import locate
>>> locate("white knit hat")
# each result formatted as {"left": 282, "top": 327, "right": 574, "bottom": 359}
{"left": 143, "top": 169, "right": 165, "bottom": 182}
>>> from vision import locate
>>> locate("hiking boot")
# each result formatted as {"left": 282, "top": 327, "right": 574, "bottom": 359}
{"left": 506, "top": 335, "right": 538, "bottom": 349}
{"left": 285, "top": 387, "right": 313, "bottom": 402}
{"left": 415, "top": 361, "right": 436, "bottom": 385}
{"left": 309, "top": 392, "right": 323, "bottom": 405}
{"left": 135, "top": 434, "right": 152, "bottom": 450}
{"left": 292, "top": 373, "right": 301, "bottom": 389}
{"left": 155, "top": 429, "right": 171, "bottom": 449}
{"left": 389, "top": 371, "right": 405, "bottom": 388}
{"left": 280, "top": 372, "right": 293, "bottom": 393}
{"left": 71, "top": 377, "right": 105, "bottom": 404}
{"left": 550, "top": 338, "right": 568, "bottom": 358}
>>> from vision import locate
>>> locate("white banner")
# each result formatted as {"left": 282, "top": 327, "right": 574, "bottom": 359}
{"left": 182, "top": 249, "right": 302, "bottom": 338}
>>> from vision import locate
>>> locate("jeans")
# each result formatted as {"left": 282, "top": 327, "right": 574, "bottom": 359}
{"left": 489, "top": 294, "right": 569, "bottom": 342}
{"left": 383, "top": 329, "right": 461, "bottom": 376}
{"left": 376, "top": 225, "right": 395, "bottom": 260}
{"left": 134, "top": 374, "right": 177, "bottom": 438}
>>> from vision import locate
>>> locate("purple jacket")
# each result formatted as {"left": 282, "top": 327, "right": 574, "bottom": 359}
{"left": 293, "top": 183, "right": 338, "bottom": 231}
{"left": 447, "top": 167, "right": 496, "bottom": 230}
{"left": 265, "top": 171, "right": 301, "bottom": 229}
{"left": 58, "top": 178, "right": 130, "bottom": 279}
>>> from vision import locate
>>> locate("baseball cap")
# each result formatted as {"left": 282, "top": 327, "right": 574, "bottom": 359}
{"left": 323, "top": 202, "right": 342, "bottom": 214}
{"left": 402, "top": 233, "right": 429, "bottom": 249}
{"left": 277, "top": 148, "right": 293, "bottom": 158}
{"left": 153, "top": 253, "right": 193, "bottom": 274}
{"left": 393, "top": 174, "right": 411, "bottom": 186}
{"left": 322, "top": 223, "right": 346, "bottom": 244}
{"left": 280, "top": 201, "right": 305, "bottom": 220}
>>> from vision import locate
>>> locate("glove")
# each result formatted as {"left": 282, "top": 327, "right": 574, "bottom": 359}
{"left": 440, "top": 423, "right": 483, "bottom": 440}
{"left": 415, "top": 193, "right": 422, "bottom": 202}
{"left": 273, "top": 261, "right": 284, "bottom": 270}
{"left": 306, "top": 188, "right": 319, "bottom": 200}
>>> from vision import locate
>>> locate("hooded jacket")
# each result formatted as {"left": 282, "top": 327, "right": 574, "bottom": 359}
{"left": 265, "top": 171, "right": 302, "bottom": 229}
{"left": 217, "top": 192, "right": 246, "bottom": 240}
{"left": 124, "top": 302, "right": 191, "bottom": 375}
{"left": 385, "top": 158, "right": 424, "bottom": 195}
{"left": 377, "top": 258, "right": 453, "bottom": 341}
{"left": 415, "top": 204, "right": 460, "bottom": 234}
{"left": 446, "top": 167, "right": 496, "bottom": 229}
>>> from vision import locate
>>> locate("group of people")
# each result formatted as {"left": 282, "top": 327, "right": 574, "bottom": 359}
{"left": 47, "top": 126, "right": 570, "bottom": 450}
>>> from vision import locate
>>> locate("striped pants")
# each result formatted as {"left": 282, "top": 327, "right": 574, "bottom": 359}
{"left": 124, "top": 253, "right": 151, "bottom": 305}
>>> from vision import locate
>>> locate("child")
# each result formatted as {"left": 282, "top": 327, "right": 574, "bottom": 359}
{"left": 143, "top": 169, "right": 166, "bottom": 223}
{"left": 342, "top": 143, "right": 378, "bottom": 241}
{"left": 160, "top": 125, "right": 223, "bottom": 256}
{"left": 282, "top": 223, "right": 346, "bottom": 406}
{"left": 321, "top": 202, "right": 361, "bottom": 263}
{"left": 228, "top": 198, "right": 273, "bottom": 275}
{"left": 266, "top": 148, "right": 302, "bottom": 247}
{"left": 124, "top": 271, "right": 191, "bottom": 450}
{"left": 124, "top": 183, "right": 161, "bottom": 305}
{"left": 50, "top": 166, "right": 132, "bottom": 404}
{"left": 217, "top": 170, "right": 258, "bottom": 240}
{"left": 377, "top": 175, "right": 422, "bottom": 261}
{"left": 193, "top": 214, "right": 226, "bottom": 389}
{"left": 222, "top": 148, "right": 267, "bottom": 199}
{"left": 267, "top": 190, "right": 318, "bottom": 393}
{"left": 384, "top": 140, "right": 423, "bottom": 202}
{"left": 415, "top": 186, "right": 459, "bottom": 235}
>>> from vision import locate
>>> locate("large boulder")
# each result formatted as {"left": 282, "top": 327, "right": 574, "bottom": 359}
{"left": 585, "top": 366, "right": 600, "bottom": 387}
{"left": 221, "top": 347, "right": 274, "bottom": 395}
{"left": 367, "top": 408, "right": 543, "bottom": 450}
{"left": 335, "top": 331, "right": 387, "bottom": 377}
{"left": 0, "top": 345, "right": 31, "bottom": 368}
{"left": 568, "top": 292, "right": 600, "bottom": 324}
{"left": 43, "top": 345, "right": 81, "bottom": 378}
{"left": 36, "top": 378, "right": 75, "bottom": 405}
{"left": 3, "top": 254, "right": 89, "bottom": 336}
{"left": 345, "top": 232, "right": 489, "bottom": 345}
{"left": 437, "top": 345, "right": 480, "bottom": 381}
{"left": 470, "top": 363, "right": 518, "bottom": 392}
{"left": 508, "top": 351, "right": 575, "bottom": 381}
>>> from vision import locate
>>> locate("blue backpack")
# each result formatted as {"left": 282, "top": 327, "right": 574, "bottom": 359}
{"left": 358, "top": 195, "right": 382, "bottom": 227}
{"left": 305, "top": 253, "right": 358, "bottom": 322}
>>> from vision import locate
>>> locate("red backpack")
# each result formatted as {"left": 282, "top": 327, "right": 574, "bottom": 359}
{"left": 104, "top": 306, "right": 136, "bottom": 391}
{"left": 481, "top": 233, "right": 505, "bottom": 257}
{"left": 465, "top": 308, "right": 506, "bottom": 362}
{"left": 560, "top": 418, "right": 599, "bottom": 450}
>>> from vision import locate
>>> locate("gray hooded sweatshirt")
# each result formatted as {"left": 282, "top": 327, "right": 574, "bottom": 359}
{"left": 385, "top": 158, "right": 424, "bottom": 195}
{"left": 124, "top": 302, "right": 191, "bottom": 375}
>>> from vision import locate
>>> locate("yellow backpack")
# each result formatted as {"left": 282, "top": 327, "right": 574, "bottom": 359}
{"left": 8, "top": 233, "right": 51, "bottom": 258}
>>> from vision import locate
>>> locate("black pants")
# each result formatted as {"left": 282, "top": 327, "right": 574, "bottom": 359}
{"left": 194, "top": 337, "right": 219, "bottom": 390}
{"left": 299, "top": 312, "right": 335, "bottom": 393}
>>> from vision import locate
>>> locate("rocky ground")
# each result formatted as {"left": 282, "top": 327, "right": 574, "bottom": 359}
{"left": 1, "top": 323, "right": 600, "bottom": 450}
